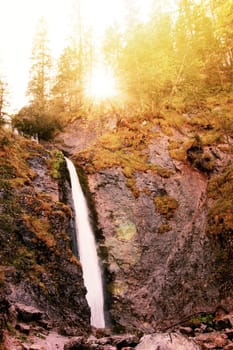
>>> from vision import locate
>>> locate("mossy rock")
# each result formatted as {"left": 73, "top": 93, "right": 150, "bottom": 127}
{"left": 115, "top": 220, "right": 137, "bottom": 241}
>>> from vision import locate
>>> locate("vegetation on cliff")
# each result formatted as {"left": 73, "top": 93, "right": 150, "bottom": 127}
{"left": 0, "top": 128, "right": 90, "bottom": 339}
{"left": 73, "top": 93, "right": 232, "bottom": 223}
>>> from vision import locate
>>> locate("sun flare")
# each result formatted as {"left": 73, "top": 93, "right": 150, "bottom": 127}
{"left": 0, "top": 0, "right": 179, "bottom": 112}
{"left": 87, "top": 65, "right": 118, "bottom": 101}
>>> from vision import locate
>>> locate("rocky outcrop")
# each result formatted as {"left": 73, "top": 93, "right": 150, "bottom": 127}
{"left": 79, "top": 135, "right": 232, "bottom": 333}
{"left": 0, "top": 130, "right": 91, "bottom": 346}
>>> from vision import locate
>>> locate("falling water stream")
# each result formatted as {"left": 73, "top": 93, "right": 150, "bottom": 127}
{"left": 65, "top": 157, "right": 105, "bottom": 328}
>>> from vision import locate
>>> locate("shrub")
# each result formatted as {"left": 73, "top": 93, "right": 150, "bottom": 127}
{"left": 12, "top": 105, "right": 63, "bottom": 141}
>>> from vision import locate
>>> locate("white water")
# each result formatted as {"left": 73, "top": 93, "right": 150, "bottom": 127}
{"left": 65, "top": 158, "right": 105, "bottom": 328}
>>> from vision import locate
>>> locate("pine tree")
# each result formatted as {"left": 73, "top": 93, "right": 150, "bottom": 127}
{"left": 27, "top": 17, "right": 52, "bottom": 113}
{"left": 51, "top": 45, "right": 81, "bottom": 119}
{"left": 13, "top": 18, "right": 63, "bottom": 140}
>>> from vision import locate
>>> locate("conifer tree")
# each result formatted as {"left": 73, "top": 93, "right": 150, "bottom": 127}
{"left": 27, "top": 17, "right": 52, "bottom": 113}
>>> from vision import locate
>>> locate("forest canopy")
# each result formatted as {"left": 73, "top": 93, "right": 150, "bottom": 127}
{"left": 9, "top": 0, "right": 233, "bottom": 138}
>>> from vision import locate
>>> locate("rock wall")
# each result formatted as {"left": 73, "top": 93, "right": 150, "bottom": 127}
{"left": 85, "top": 137, "right": 232, "bottom": 333}
{"left": 0, "top": 131, "right": 90, "bottom": 339}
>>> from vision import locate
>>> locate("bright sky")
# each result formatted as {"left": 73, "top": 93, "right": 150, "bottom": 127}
{"left": 0, "top": 0, "right": 72, "bottom": 112}
{"left": 0, "top": 0, "right": 177, "bottom": 113}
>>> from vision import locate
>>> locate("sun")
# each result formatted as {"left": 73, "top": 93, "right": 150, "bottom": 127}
{"left": 87, "top": 65, "right": 118, "bottom": 101}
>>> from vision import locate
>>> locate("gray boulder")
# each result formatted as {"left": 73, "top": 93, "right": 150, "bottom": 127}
{"left": 135, "top": 332, "right": 201, "bottom": 350}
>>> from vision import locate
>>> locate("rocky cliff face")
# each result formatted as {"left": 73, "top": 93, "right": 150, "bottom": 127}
{"left": 86, "top": 151, "right": 224, "bottom": 332}
{"left": 0, "top": 130, "right": 90, "bottom": 345}
{"left": 63, "top": 117, "right": 233, "bottom": 334}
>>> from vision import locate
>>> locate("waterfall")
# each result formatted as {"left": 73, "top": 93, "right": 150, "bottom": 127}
{"left": 65, "top": 157, "right": 105, "bottom": 328}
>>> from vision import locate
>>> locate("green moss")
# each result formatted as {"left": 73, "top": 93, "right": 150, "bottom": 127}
{"left": 49, "top": 150, "right": 65, "bottom": 180}
{"left": 189, "top": 313, "right": 214, "bottom": 328}
{"left": 154, "top": 195, "right": 178, "bottom": 219}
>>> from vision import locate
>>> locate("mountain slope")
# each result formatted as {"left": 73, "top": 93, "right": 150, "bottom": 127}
{"left": 0, "top": 129, "right": 90, "bottom": 346}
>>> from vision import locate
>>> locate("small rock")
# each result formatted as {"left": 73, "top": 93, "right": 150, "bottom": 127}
{"left": 15, "top": 303, "right": 43, "bottom": 323}
{"left": 63, "top": 337, "right": 86, "bottom": 350}
{"left": 194, "top": 328, "right": 202, "bottom": 334}
{"left": 179, "top": 326, "right": 194, "bottom": 336}
{"left": 94, "top": 327, "right": 112, "bottom": 338}
{"left": 200, "top": 324, "right": 208, "bottom": 332}
{"left": 29, "top": 346, "right": 46, "bottom": 350}
{"left": 95, "top": 337, "right": 110, "bottom": 346}
{"left": 16, "top": 323, "right": 31, "bottom": 334}
{"left": 38, "top": 319, "right": 53, "bottom": 330}
{"left": 86, "top": 334, "right": 99, "bottom": 347}
{"left": 195, "top": 332, "right": 228, "bottom": 349}
{"left": 111, "top": 334, "right": 139, "bottom": 347}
